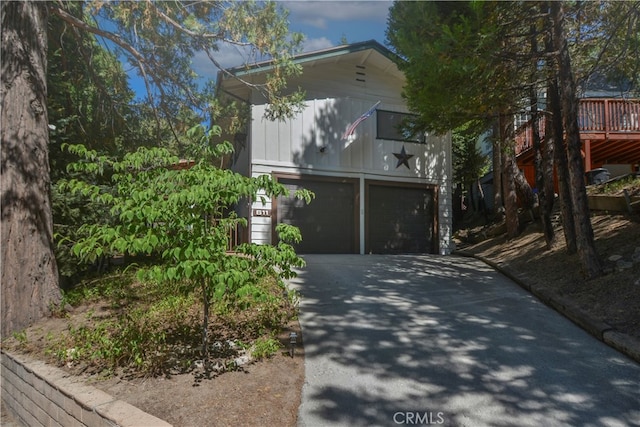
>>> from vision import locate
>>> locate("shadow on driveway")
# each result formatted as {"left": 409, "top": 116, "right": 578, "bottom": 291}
{"left": 291, "top": 255, "right": 640, "bottom": 427}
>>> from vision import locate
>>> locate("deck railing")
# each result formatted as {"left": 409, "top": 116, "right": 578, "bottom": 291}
{"left": 211, "top": 218, "right": 246, "bottom": 252}
{"left": 515, "top": 98, "right": 640, "bottom": 155}
{"left": 580, "top": 98, "right": 640, "bottom": 132}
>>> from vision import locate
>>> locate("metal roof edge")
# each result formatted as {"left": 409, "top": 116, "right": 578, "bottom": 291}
{"left": 219, "top": 39, "right": 400, "bottom": 80}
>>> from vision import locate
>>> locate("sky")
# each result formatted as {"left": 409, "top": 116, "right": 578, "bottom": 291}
{"left": 213, "top": 1, "right": 390, "bottom": 68}
{"left": 176, "top": 1, "right": 392, "bottom": 88}
{"left": 274, "top": 1, "right": 392, "bottom": 52}
{"left": 123, "top": 1, "right": 393, "bottom": 99}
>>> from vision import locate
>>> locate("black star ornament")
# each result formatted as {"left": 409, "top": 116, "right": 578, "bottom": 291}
{"left": 393, "top": 145, "right": 414, "bottom": 169}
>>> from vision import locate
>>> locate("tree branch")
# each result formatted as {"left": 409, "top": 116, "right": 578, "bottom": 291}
{"left": 50, "top": 3, "right": 151, "bottom": 75}
{"left": 50, "top": 2, "right": 196, "bottom": 142}
{"left": 144, "top": 0, "right": 276, "bottom": 101}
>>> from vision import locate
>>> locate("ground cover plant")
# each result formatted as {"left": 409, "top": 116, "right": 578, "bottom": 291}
{"left": 587, "top": 175, "right": 640, "bottom": 197}
{"left": 38, "top": 126, "right": 312, "bottom": 377}
{"left": 41, "top": 269, "right": 297, "bottom": 378}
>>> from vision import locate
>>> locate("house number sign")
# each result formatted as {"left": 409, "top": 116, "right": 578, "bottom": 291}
{"left": 253, "top": 209, "right": 271, "bottom": 217}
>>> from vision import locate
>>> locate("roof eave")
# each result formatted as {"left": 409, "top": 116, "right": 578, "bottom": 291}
{"left": 220, "top": 40, "right": 401, "bottom": 80}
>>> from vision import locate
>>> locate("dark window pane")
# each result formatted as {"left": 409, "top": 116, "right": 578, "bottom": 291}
{"left": 376, "top": 110, "right": 425, "bottom": 143}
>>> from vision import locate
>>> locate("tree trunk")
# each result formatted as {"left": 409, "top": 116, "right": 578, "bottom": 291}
{"left": 202, "top": 279, "right": 210, "bottom": 361}
{"left": 476, "top": 178, "right": 488, "bottom": 224}
{"left": 1, "top": 2, "right": 61, "bottom": 337}
{"left": 512, "top": 157, "right": 535, "bottom": 212}
{"left": 549, "top": 80, "right": 577, "bottom": 254}
{"left": 540, "top": 117, "right": 556, "bottom": 248}
{"left": 531, "top": 90, "right": 556, "bottom": 248}
{"left": 492, "top": 122, "right": 503, "bottom": 218}
{"left": 502, "top": 152, "right": 519, "bottom": 239}
{"left": 551, "top": 1, "right": 602, "bottom": 279}
{"left": 544, "top": 8, "right": 576, "bottom": 254}
{"left": 529, "top": 22, "right": 555, "bottom": 248}
{"left": 499, "top": 116, "right": 519, "bottom": 239}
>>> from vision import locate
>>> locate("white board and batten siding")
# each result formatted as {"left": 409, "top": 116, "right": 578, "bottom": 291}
{"left": 245, "top": 98, "right": 453, "bottom": 254}
{"left": 249, "top": 188, "right": 273, "bottom": 245}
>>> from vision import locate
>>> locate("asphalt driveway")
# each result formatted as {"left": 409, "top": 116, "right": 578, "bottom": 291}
{"left": 289, "top": 254, "right": 640, "bottom": 427}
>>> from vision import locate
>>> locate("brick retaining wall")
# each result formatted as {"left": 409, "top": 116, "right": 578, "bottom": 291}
{"left": 1, "top": 350, "right": 172, "bottom": 427}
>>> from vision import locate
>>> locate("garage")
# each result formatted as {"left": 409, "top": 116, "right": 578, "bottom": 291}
{"left": 275, "top": 176, "right": 358, "bottom": 254}
{"left": 366, "top": 182, "right": 436, "bottom": 254}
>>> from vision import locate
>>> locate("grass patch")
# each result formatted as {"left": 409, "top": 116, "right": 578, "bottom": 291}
{"left": 8, "top": 263, "right": 299, "bottom": 378}
{"left": 251, "top": 337, "right": 282, "bottom": 359}
{"left": 589, "top": 175, "right": 640, "bottom": 195}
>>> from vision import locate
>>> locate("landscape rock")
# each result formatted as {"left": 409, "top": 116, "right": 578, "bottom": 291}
{"left": 617, "top": 260, "right": 634, "bottom": 270}
{"left": 234, "top": 354, "right": 252, "bottom": 367}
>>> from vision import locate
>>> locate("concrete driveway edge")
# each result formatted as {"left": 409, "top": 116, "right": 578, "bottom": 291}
{"left": 603, "top": 330, "right": 640, "bottom": 362}
{"left": 454, "top": 250, "right": 640, "bottom": 364}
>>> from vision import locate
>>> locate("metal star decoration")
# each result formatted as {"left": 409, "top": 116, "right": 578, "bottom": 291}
{"left": 393, "top": 145, "right": 414, "bottom": 169}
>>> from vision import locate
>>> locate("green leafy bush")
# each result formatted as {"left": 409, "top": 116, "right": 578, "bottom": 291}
{"left": 45, "top": 274, "right": 297, "bottom": 376}
{"left": 55, "top": 126, "right": 312, "bottom": 373}
{"left": 251, "top": 337, "right": 282, "bottom": 359}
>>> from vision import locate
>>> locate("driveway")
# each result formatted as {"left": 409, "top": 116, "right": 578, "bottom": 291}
{"left": 289, "top": 255, "right": 640, "bottom": 427}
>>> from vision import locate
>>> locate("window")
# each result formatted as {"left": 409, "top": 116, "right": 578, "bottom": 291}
{"left": 514, "top": 111, "right": 530, "bottom": 130}
{"left": 376, "top": 110, "right": 425, "bottom": 143}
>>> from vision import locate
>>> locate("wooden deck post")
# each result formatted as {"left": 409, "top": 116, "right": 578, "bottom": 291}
{"left": 584, "top": 139, "right": 592, "bottom": 171}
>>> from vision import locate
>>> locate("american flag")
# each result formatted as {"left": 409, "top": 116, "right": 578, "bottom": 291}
{"left": 342, "top": 101, "right": 381, "bottom": 140}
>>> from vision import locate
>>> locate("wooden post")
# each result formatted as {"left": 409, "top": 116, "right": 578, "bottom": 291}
{"left": 604, "top": 99, "right": 610, "bottom": 138}
{"left": 584, "top": 139, "right": 592, "bottom": 171}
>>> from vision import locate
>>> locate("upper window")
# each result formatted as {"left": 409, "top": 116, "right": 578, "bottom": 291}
{"left": 376, "top": 110, "right": 425, "bottom": 143}
{"left": 514, "top": 111, "right": 530, "bottom": 130}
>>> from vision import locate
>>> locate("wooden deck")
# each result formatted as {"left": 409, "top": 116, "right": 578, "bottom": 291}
{"left": 516, "top": 98, "right": 640, "bottom": 173}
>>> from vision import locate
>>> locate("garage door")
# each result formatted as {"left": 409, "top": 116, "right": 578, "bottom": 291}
{"left": 367, "top": 182, "right": 435, "bottom": 254}
{"left": 276, "top": 176, "right": 358, "bottom": 254}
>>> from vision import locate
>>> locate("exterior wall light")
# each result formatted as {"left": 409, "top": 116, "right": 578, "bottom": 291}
{"left": 289, "top": 332, "right": 297, "bottom": 358}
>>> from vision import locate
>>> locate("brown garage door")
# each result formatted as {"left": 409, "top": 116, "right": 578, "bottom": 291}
{"left": 276, "top": 176, "right": 358, "bottom": 254}
{"left": 367, "top": 182, "right": 436, "bottom": 254}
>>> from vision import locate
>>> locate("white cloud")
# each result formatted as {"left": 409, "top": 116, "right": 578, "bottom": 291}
{"left": 191, "top": 43, "right": 265, "bottom": 79}
{"left": 188, "top": 1, "right": 391, "bottom": 79}
{"left": 191, "top": 36, "right": 335, "bottom": 79}
{"left": 299, "top": 16, "right": 328, "bottom": 30}
{"left": 302, "top": 36, "right": 334, "bottom": 52}
{"left": 282, "top": 1, "right": 392, "bottom": 27}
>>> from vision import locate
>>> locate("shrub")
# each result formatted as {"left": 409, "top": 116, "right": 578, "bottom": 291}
{"left": 56, "top": 126, "right": 312, "bottom": 372}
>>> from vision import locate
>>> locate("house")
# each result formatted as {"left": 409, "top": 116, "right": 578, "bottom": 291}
{"left": 470, "top": 93, "right": 640, "bottom": 213}
{"left": 515, "top": 79, "right": 640, "bottom": 186}
{"left": 217, "top": 40, "right": 453, "bottom": 255}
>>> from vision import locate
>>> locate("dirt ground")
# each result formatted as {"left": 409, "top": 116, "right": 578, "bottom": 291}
{"left": 89, "top": 322, "right": 306, "bottom": 427}
{"left": 3, "top": 209, "right": 640, "bottom": 427}
{"left": 456, "top": 211, "right": 640, "bottom": 342}
{"left": 1, "top": 317, "right": 305, "bottom": 427}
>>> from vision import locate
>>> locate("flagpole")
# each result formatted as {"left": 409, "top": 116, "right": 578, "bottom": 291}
{"left": 342, "top": 101, "right": 381, "bottom": 140}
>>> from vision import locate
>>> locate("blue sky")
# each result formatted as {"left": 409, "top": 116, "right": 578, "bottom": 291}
{"left": 281, "top": 1, "right": 392, "bottom": 51}
{"left": 126, "top": 1, "right": 393, "bottom": 98}
{"left": 190, "top": 1, "right": 393, "bottom": 82}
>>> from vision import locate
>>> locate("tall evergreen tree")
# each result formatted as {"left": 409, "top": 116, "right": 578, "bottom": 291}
{"left": 551, "top": 1, "right": 603, "bottom": 278}
{"left": 388, "top": 1, "right": 637, "bottom": 276}
{"left": 1, "top": 0, "right": 304, "bottom": 336}
{"left": 387, "top": 1, "right": 534, "bottom": 238}
{"left": 1, "top": 2, "right": 61, "bottom": 336}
